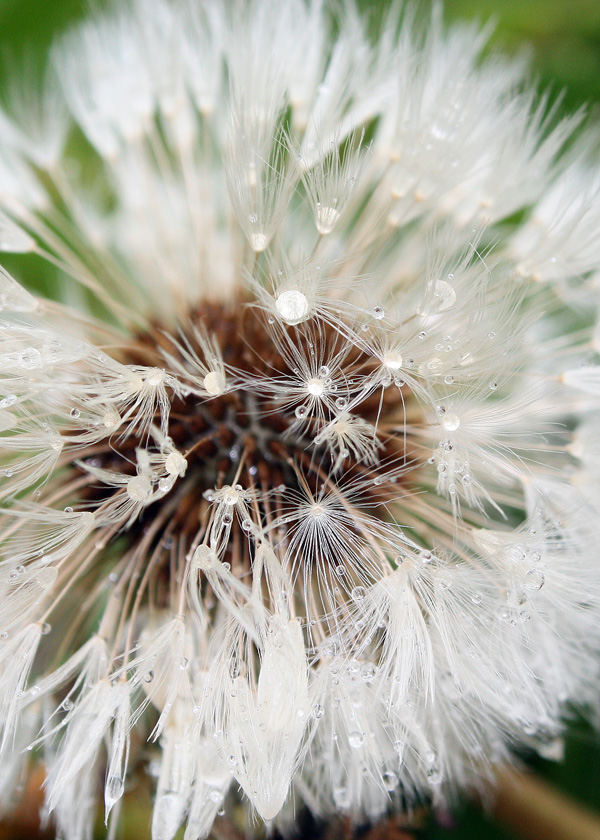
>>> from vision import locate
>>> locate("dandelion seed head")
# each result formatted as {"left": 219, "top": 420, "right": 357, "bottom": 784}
{"left": 0, "top": 0, "right": 599, "bottom": 837}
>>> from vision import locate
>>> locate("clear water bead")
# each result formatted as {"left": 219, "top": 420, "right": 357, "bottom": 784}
{"left": 276, "top": 289, "right": 311, "bottom": 325}
{"left": 372, "top": 306, "right": 385, "bottom": 319}
{"left": 383, "top": 351, "right": 403, "bottom": 370}
{"left": 18, "top": 347, "right": 42, "bottom": 369}
{"left": 442, "top": 413, "right": 460, "bottom": 431}
{"left": 203, "top": 371, "right": 225, "bottom": 396}
{"left": 165, "top": 451, "right": 186, "bottom": 475}
{"left": 250, "top": 233, "right": 268, "bottom": 252}
{"left": 106, "top": 775, "right": 125, "bottom": 802}
{"left": 348, "top": 731, "right": 364, "bottom": 748}
{"left": 307, "top": 377, "right": 325, "bottom": 396}
{"left": 316, "top": 204, "right": 340, "bottom": 234}
{"left": 383, "top": 770, "right": 399, "bottom": 791}
{"left": 427, "top": 765, "right": 443, "bottom": 784}
{"left": 421, "top": 279, "right": 456, "bottom": 314}
{"left": 360, "top": 662, "right": 377, "bottom": 682}
{"left": 333, "top": 786, "right": 350, "bottom": 808}
{"left": 127, "top": 475, "right": 152, "bottom": 502}
{"left": 525, "top": 568, "right": 545, "bottom": 591}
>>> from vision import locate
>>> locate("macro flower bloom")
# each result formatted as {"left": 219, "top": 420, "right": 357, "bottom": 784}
{"left": 0, "top": 1, "right": 600, "bottom": 838}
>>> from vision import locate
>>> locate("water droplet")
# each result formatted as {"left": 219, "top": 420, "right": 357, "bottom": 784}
{"left": 307, "top": 377, "right": 325, "bottom": 396}
{"left": 351, "top": 586, "right": 366, "bottom": 602}
{"left": 442, "top": 413, "right": 460, "bottom": 431}
{"left": 70, "top": 408, "right": 81, "bottom": 419}
{"left": 427, "top": 765, "right": 443, "bottom": 784}
{"left": 489, "top": 381, "right": 498, "bottom": 391}
{"left": 18, "top": 347, "right": 42, "bottom": 369}
{"left": 40, "top": 622, "right": 51, "bottom": 635}
{"left": 383, "top": 350, "right": 403, "bottom": 371}
{"left": 524, "top": 568, "right": 545, "bottom": 591}
{"left": 62, "top": 698, "right": 73, "bottom": 711}
{"left": 127, "top": 475, "right": 152, "bottom": 502}
{"left": 203, "top": 371, "right": 225, "bottom": 396}
{"left": 209, "top": 789, "right": 223, "bottom": 804}
{"left": 360, "top": 662, "right": 377, "bottom": 682}
{"left": 313, "top": 703, "right": 324, "bottom": 719}
{"left": 276, "top": 289, "right": 311, "bottom": 325}
{"left": 295, "top": 405, "right": 308, "bottom": 419}
{"left": 335, "top": 397, "right": 348, "bottom": 410}
{"left": 106, "top": 774, "right": 124, "bottom": 802}
{"left": 333, "top": 785, "right": 349, "bottom": 808}
{"left": 372, "top": 306, "right": 385, "bottom": 320}
{"left": 383, "top": 770, "right": 399, "bottom": 791}
{"left": 143, "top": 669, "right": 155, "bottom": 683}
{"left": 348, "top": 731, "right": 364, "bottom": 748}
{"left": 316, "top": 205, "right": 341, "bottom": 234}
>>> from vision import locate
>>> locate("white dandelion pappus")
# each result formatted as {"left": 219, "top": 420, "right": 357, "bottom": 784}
{"left": 0, "top": 1, "right": 599, "bottom": 839}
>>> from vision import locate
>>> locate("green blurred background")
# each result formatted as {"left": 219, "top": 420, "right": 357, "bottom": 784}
{"left": 0, "top": 0, "right": 599, "bottom": 838}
